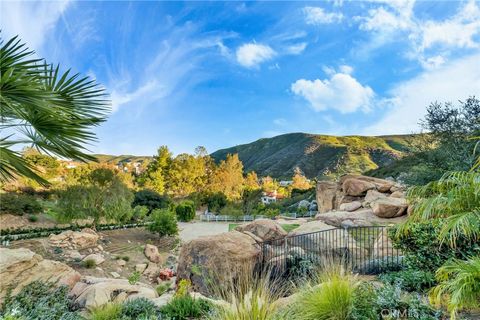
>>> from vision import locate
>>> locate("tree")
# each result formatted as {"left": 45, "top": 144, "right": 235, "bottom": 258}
{"left": 132, "top": 189, "right": 172, "bottom": 213}
{"left": 0, "top": 36, "right": 110, "bottom": 184}
{"left": 291, "top": 167, "right": 311, "bottom": 190}
{"left": 57, "top": 168, "right": 133, "bottom": 227}
{"left": 167, "top": 153, "right": 207, "bottom": 197}
{"left": 242, "top": 189, "right": 262, "bottom": 215}
{"left": 175, "top": 200, "right": 196, "bottom": 222}
{"left": 261, "top": 176, "right": 278, "bottom": 193}
{"left": 138, "top": 146, "right": 172, "bottom": 194}
{"left": 244, "top": 171, "right": 260, "bottom": 191}
{"left": 205, "top": 192, "right": 227, "bottom": 213}
{"left": 148, "top": 208, "right": 178, "bottom": 237}
{"left": 210, "top": 154, "right": 244, "bottom": 200}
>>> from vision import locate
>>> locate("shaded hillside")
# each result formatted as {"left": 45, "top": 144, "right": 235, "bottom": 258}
{"left": 92, "top": 154, "right": 152, "bottom": 165}
{"left": 211, "top": 133, "right": 415, "bottom": 179}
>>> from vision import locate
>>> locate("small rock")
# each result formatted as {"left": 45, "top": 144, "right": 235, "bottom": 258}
{"left": 82, "top": 253, "right": 105, "bottom": 265}
{"left": 97, "top": 245, "right": 104, "bottom": 251}
{"left": 151, "top": 292, "right": 174, "bottom": 308}
{"left": 135, "top": 263, "right": 148, "bottom": 273}
{"left": 117, "top": 259, "right": 126, "bottom": 267}
{"left": 144, "top": 244, "right": 162, "bottom": 263}
{"left": 390, "top": 191, "right": 405, "bottom": 198}
{"left": 110, "top": 272, "right": 120, "bottom": 278}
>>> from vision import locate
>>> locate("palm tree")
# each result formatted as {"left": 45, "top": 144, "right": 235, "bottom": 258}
{"left": 0, "top": 35, "right": 110, "bottom": 184}
{"left": 398, "top": 171, "right": 480, "bottom": 248}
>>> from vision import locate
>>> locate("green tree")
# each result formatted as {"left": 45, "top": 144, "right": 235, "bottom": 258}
{"left": 167, "top": 153, "right": 207, "bottom": 197}
{"left": 132, "top": 189, "right": 172, "bottom": 213}
{"left": 148, "top": 208, "right": 178, "bottom": 237}
{"left": 210, "top": 154, "right": 244, "bottom": 200}
{"left": 57, "top": 168, "right": 133, "bottom": 227}
{"left": 138, "top": 146, "right": 172, "bottom": 193}
{"left": 0, "top": 36, "right": 110, "bottom": 184}
{"left": 175, "top": 200, "right": 196, "bottom": 222}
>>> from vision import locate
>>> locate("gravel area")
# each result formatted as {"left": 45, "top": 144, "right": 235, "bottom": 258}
{"left": 178, "top": 221, "right": 230, "bottom": 242}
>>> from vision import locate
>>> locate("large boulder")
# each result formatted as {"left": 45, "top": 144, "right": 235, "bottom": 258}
{"left": 371, "top": 198, "right": 408, "bottom": 218}
{"left": 49, "top": 229, "right": 99, "bottom": 250}
{"left": 340, "top": 175, "right": 394, "bottom": 193}
{"left": 0, "top": 248, "right": 80, "bottom": 302}
{"left": 82, "top": 253, "right": 105, "bottom": 265}
{"left": 235, "top": 220, "right": 287, "bottom": 242}
{"left": 339, "top": 201, "right": 362, "bottom": 212}
{"left": 315, "top": 209, "right": 407, "bottom": 228}
{"left": 363, "top": 189, "right": 387, "bottom": 207}
{"left": 70, "top": 276, "right": 157, "bottom": 310}
{"left": 342, "top": 178, "right": 376, "bottom": 196}
{"left": 372, "top": 230, "right": 402, "bottom": 259}
{"left": 316, "top": 181, "right": 338, "bottom": 213}
{"left": 144, "top": 244, "right": 162, "bottom": 263}
{"left": 176, "top": 231, "right": 261, "bottom": 296}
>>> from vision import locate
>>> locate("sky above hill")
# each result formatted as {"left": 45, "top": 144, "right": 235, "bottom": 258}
{"left": 2, "top": 0, "right": 480, "bottom": 156}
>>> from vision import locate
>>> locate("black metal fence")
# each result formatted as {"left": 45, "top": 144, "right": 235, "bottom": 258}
{"left": 259, "top": 226, "right": 403, "bottom": 279}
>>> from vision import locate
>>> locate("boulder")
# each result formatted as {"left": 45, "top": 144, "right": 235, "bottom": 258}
{"left": 342, "top": 178, "right": 376, "bottom": 196}
{"left": 372, "top": 230, "right": 402, "bottom": 259}
{"left": 71, "top": 276, "right": 157, "bottom": 310}
{"left": 83, "top": 253, "right": 105, "bottom": 265}
{"left": 315, "top": 209, "right": 407, "bottom": 228}
{"left": 334, "top": 192, "right": 362, "bottom": 209}
{"left": 144, "top": 244, "right": 162, "bottom": 263}
{"left": 297, "top": 200, "right": 310, "bottom": 209}
{"left": 135, "top": 263, "right": 148, "bottom": 273}
{"left": 316, "top": 181, "right": 338, "bottom": 213}
{"left": 143, "top": 262, "right": 160, "bottom": 279}
{"left": 287, "top": 221, "right": 366, "bottom": 258}
{"left": 389, "top": 191, "right": 405, "bottom": 198}
{"left": 151, "top": 292, "right": 174, "bottom": 308}
{"left": 0, "top": 248, "right": 80, "bottom": 302}
{"left": 49, "top": 230, "right": 99, "bottom": 250}
{"left": 176, "top": 231, "right": 261, "bottom": 296}
{"left": 363, "top": 189, "right": 387, "bottom": 206}
{"left": 371, "top": 198, "right": 408, "bottom": 218}
{"left": 235, "top": 220, "right": 287, "bottom": 242}
{"left": 339, "top": 201, "right": 362, "bottom": 212}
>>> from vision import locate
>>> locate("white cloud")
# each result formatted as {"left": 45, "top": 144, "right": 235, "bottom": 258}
{"left": 236, "top": 43, "right": 276, "bottom": 68}
{"left": 339, "top": 65, "right": 354, "bottom": 74}
{"left": 111, "top": 81, "right": 162, "bottom": 112}
{"left": 285, "top": 42, "right": 307, "bottom": 55}
{"left": 291, "top": 72, "right": 374, "bottom": 113}
{"left": 364, "top": 53, "right": 480, "bottom": 135}
{"left": 273, "top": 118, "right": 287, "bottom": 126}
{"left": 0, "top": 0, "right": 70, "bottom": 50}
{"left": 304, "top": 6, "right": 343, "bottom": 25}
{"left": 358, "top": 6, "right": 411, "bottom": 31}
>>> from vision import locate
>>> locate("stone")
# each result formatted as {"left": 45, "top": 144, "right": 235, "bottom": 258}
{"left": 117, "top": 259, "right": 126, "bottom": 267}
{"left": 135, "top": 263, "right": 148, "bottom": 273}
{"left": 364, "top": 190, "right": 387, "bottom": 206}
{"left": 339, "top": 201, "right": 362, "bottom": 212}
{"left": 144, "top": 244, "right": 162, "bottom": 263}
{"left": 151, "top": 292, "right": 174, "bottom": 308}
{"left": 67, "top": 250, "right": 84, "bottom": 260}
{"left": 315, "top": 209, "right": 407, "bottom": 228}
{"left": 390, "top": 191, "right": 405, "bottom": 198}
{"left": 342, "top": 178, "right": 376, "bottom": 196}
{"left": 242, "top": 231, "right": 263, "bottom": 243}
{"left": 83, "top": 254, "right": 105, "bottom": 265}
{"left": 288, "top": 246, "right": 305, "bottom": 256}
{"left": 235, "top": 220, "right": 287, "bottom": 242}
{"left": 316, "top": 181, "right": 338, "bottom": 213}
{"left": 297, "top": 200, "right": 310, "bottom": 209}
{"left": 110, "top": 272, "right": 120, "bottom": 278}
{"left": 371, "top": 198, "right": 408, "bottom": 218}
{"left": 334, "top": 192, "right": 362, "bottom": 209}
{"left": 143, "top": 262, "right": 160, "bottom": 279}
{"left": 176, "top": 231, "right": 261, "bottom": 296}
{"left": 49, "top": 230, "right": 99, "bottom": 250}
{"left": 71, "top": 276, "right": 157, "bottom": 310}
{"left": 0, "top": 248, "right": 80, "bottom": 302}
{"left": 372, "top": 230, "right": 402, "bottom": 259}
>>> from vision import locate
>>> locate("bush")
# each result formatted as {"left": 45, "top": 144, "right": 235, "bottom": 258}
{"left": 219, "top": 204, "right": 243, "bottom": 219}
{"left": 379, "top": 269, "right": 436, "bottom": 292}
{"left": 0, "top": 193, "right": 43, "bottom": 215}
{"left": 83, "top": 259, "right": 96, "bottom": 269}
{"left": 90, "top": 303, "right": 122, "bottom": 320}
{"left": 205, "top": 192, "right": 227, "bottom": 213}
{"left": 0, "top": 281, "right": 81, "bottom": 320}
{"left": 351, "top": 283, "right": 378, "bottom": 320}
{"left": 391, "top": 221, "right": 480, "bottom": 271}
{"left": 148, "top": 208, "right": 178, "bottom": 237}
{"left": 131, "top": 205, "right": 149, "bottom": 222}
{"left": 121, "top": 297, "right": 158, "bottom": 319}
{"left": 159, "top": 295, "right": 212, "bottom": 320}
{"left": 128, "top": 271, "right": 141, "bottom": 285}
{"left": 132, "top": 190, "right": 172, "bottom": 213}
{"left": 28, "top": 214, "right": 39, "bottom": 222}
{"left": 175, "top": 200, "right": 196, "bottom": 222}
{"left": 156, "top": 283, "right": 170, "bottom": 296}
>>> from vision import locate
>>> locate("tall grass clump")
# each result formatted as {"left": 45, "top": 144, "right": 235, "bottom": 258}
{"left": 89, "top": 303, "right": 122, "bottom": 320}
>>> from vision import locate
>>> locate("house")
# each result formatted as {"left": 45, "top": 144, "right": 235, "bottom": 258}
{"left": 279, "top": 180, "right": 293, "bottom": 187}
{"left": 261, "top": 190, "right": 284, "bottom": 204}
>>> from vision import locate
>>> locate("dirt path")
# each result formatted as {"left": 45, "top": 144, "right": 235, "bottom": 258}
{"left": 178, "top": 221, "right": 230, "bottom": 242}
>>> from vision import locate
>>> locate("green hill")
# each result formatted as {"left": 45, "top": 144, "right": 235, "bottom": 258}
{"left": 211, "top": 133, "right": 415, "bottom": 179}
{"left": 92, "top": 154, "right": 152, "bottom": 165}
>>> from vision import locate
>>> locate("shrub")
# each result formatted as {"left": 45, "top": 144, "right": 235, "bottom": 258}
{"left": 219, "top": 204, "right": 243, "bottom": 219}
{"left": 132, "top": 189, "right": 172, "bottom": 213}
{"left": 205, "top": 192, "right": 227, "bottom": 213}
{"left": 156, "top": 283, "right": 170, "bottom": 296}
{"left": 0, "top": 281, "right": 81, "bottom": 320}
{"left": 128, "top": 271, "right": 141, "bottom": 285}
{"left": 131, "top": 205, "right": 149, "bottom": 221}
{"left": 351, "top": 283, "right": 378, "bottom": 320}
{"left": 90, "top": 303, "right": 122, "bottom": 320}
{"left": 0, "top": 193, "right": 43, "bottom": 215}
{"left": 175, "top": 200, "right": 196, "bottom": 222}
{"left": 379, "top": 269, "right": 436, "bottom": 292}
{"left": 148, "top": 208, "right": 178, "bottom": 237}
{"left": 28, "top": 214, "right": 38, "bottom": 222}
{"left": 121, "top": 297, "right": 158, "bottom": 319}
{"left": 159, "top": 295, "right": 212, "bottom": 320}
{"left": 82, "top": 259, "right": 96, "bottom": 269}
{"left": 391, "top": 221, "right": 480, "bottom": 271}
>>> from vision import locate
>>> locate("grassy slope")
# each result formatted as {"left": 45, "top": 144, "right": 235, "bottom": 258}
{"left": 91, "top": 154, "right": 153, "bottom": 165}
{"left": 211, "top": 133, "right": 416, "bottom": 179}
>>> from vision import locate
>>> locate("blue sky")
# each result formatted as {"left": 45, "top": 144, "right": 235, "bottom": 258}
{"left": 2, "top": 1, "right": 480, "bottom": 156}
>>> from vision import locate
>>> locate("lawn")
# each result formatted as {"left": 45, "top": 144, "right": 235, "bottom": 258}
{"left": 229, "top": 223, "right": 300, "bottom": 233}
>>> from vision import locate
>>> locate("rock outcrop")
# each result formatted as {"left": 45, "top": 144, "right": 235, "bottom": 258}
{"left": 0, "top": 248, "right": 80, "bottom": 302}
{"left": 315, "top": 209, "right": 406, "bottom": 228}
{"left": 235, "top": 219, "right": 287, "bottom": 242}
{"left": 49, "top": 229, "right": 99, "bottom": 250}
{"left": 70, "top": 276, "right": 157, "bottom": 310}
{"left": 144, "top": 244, "right": 162, "bottom": 263}
{"left": 316, "top": 175, "right": 408, "bottom": 225}
{"left": 176, "top": 231, "right": 261, "bottom": 296}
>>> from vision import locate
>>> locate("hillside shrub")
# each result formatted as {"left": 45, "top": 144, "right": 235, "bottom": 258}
{"left": 132, "top": 189, "right": 172, "bottom": 213}
{"left": 205, "top": 192, "right": 227, "bottom": 213}
{"left": 148, "top": 208, "right": 178, "bottom": 237}
{"left": 82, "top": 259, "right": 96, "bottom": 269}
{"left": 90, "top": 303, "right": 122, "bottom": 320}
{"left": 351, "top": 283, "right": 378, "bottom": 320}
{"left": 28, "top": 214, "right": 39, "bottom": 222}
{"left": 390, "top": 221, "right": 480, "bottom": 271}
{"left": 159, "top": 295, "right": 212, "bottom": 320}
{"left": 219, "top": 203, "right": 243, "bottom": 219}
{"left": 131, "top": 205, "right": 149, "bottom": 222}
{"left": 175, "top": 200, "right": 196, "bottom": 222}
{"left": 121, "top": 298, "right": 158, "bottom": 319}
{"left": 0, "top": 193, "right": 43, "bottom": 215}
{"left": 0, "top": 281, "right": 81, "bottom": 320}
{"left": 379, "top": 269, "right": 436, "bottom": 292}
